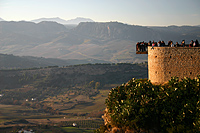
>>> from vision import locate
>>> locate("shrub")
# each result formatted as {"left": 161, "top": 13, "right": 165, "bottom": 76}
{"left": 102, "top": 76, "right": 200, "bottom": 132}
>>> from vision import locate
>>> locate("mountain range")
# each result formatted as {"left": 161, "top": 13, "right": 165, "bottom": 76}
{"left": 0, "top": 18, "right": 5, "bottom": 21}
{"left": 31, "top": 17, "right": 94, "bottom": 25}
{"left": 0, "top": 17, "right": 94, "bottom": 25}
{"left": 0, "top": 20, "right": 200, "bottom": 67}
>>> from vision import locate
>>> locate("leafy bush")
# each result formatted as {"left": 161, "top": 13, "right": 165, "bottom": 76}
{"left": 102, "top": 77, "right": 200, "bottom": 132}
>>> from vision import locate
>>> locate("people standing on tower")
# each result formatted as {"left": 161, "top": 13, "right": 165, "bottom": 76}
{"left": 190, "top": 40, "right": 194, "bottom": 47}
{"left": 168, "top": 40, "right": 172, "bottom": 46}
{"left": 175, "top": 42, "right": 179, "bottom": 47}
{"left": 157, "top": 41, "right": 161, "bottom": 47}
{"left": 141, "top": 41, "right": 145, "bottom": 52}
{"left": 193, "top": 41, "right": 196, "bottom": 47}
{"left": 145, "top": 42, "right": 148, "bottom": 51}
{"left": 195, "top": 39, "right": 199, "bottom": 47}
{"left": 148, "top": 41, "right": 152, "bottom": 46}
{"left": 161, "top": 41, "right": 165, "bottom": 47}
{"left": 151, "top": 41, "right": 155, "bottom": 49}
{"left": 136, "top": 42, "right": 141, "bottom": 52}
{"left": 170, "top": 41, "right": 174, "bottom": 47}
{"left": 181, "top": 40, "right": 185, "bottom": 47}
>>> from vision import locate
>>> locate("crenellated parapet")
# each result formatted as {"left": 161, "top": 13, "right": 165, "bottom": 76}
{"left": 148, "top": 46, "right": 200, "bottom": 84}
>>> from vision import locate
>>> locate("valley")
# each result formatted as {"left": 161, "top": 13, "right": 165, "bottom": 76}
{"left": 0, "top": 63, "right": 147, "bottom": 132}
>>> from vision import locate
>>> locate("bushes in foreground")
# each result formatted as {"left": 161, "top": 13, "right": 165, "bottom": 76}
{"left": 97, "top": 76, "right": 200, "bottom": 132}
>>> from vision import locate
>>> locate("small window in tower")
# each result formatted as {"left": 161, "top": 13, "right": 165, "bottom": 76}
{"left": 191, "top": 56, "right": 192, "bottom": 58}
{"left": 190, "top": 72, "right": 192, "bottom": 74}
{"left": 170, "top": 56, "right": 171, "bottom": 58}
{"left": 169, "top": 72, "right": 171, "bottom": 74}
{"left": 155, "top": 56, "right": 157, "bottom": 58}
{"left": 155, "top": 71, "right": 157, "bottom": 74}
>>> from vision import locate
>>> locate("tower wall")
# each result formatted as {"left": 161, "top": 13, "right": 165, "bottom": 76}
{"left": 148, "top": 46, "right": 200, "bottom": 84}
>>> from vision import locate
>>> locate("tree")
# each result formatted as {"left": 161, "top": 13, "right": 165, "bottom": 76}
{"left": 101, "top": 77, "right": 200, "bottom": 133}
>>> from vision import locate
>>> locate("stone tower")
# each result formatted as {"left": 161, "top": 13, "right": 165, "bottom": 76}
{"left": 148, "top": 47, "right": 200, "bottom": 84}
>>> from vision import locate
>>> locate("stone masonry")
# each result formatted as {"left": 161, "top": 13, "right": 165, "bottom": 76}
{"left": 148, "top": 46, "right": 200, "bottom": 84}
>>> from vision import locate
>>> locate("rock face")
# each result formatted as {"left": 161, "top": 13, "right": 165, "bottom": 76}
{"left": 102, "top": 108, "right": 146, "bottom": 133}
{"left": 102, "top": 108, "right": 121, "bottom": 133}
{"left": 73, "top": 22, "right": 159, "bottom": 42}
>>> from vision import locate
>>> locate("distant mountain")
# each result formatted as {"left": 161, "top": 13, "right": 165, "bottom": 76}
{"left": 65, "top": 17, "right": 94, "bottom": 25}
{"left": 0, "top": 21, "right": 68, "bottom": 45}
{"left": 31, "top": 17, "right": 68, "bottom": 24}
{"left": 31, "top": 17, "right": 94, "bottom": 25}
{"left": 0, "top": 21, "right": 199, "bottom": 64}
{"left": 0, "top": 17, "right": 5, "bottom": 21}
{"left": 72, "top": 22, "right": 160, "bottom": 41}
{"left": 149, "top": 25, "right": 200, "bottom": 43}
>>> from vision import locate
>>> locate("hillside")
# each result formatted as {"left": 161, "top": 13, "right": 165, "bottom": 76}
{"left": 0, "top": 21, "right": 200, "bottom": 63}
{"left": 0, "top": 63, "right": 147, "bottom": 102}
{"left": 0, "top": 63, "right": 147, "bottom": 128}
{"left": 0, "top": 53, "right": 110, "bottom": 69}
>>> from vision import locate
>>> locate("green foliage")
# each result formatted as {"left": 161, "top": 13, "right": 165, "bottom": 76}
{"left": 105, "top": 77, "right": 200, "bottom": 132}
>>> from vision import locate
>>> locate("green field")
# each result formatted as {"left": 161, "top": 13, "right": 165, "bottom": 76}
{"left": 62, "top": 127, "right": 94, "bottom": 133}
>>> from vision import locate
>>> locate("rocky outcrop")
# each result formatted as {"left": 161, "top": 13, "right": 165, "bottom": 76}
{"left": 102, "top": 108, "right": 139, "bottom": 133}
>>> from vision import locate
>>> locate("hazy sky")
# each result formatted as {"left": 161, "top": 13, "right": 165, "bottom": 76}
{"left": 0, "top": 0, "right": 200, "bottom": 26}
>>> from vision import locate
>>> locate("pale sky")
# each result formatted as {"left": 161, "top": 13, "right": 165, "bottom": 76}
{"left": 0, "top": 0, "right": 200, "bottom": 26}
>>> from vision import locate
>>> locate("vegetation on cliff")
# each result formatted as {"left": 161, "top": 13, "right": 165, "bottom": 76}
{"left": 96, "top": 77, "right": 200, "bottom": 133}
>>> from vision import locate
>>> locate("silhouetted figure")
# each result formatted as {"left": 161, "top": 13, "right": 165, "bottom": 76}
{"left": 141, "top": 41, "right": 145, "bottom": 52}
{"left": 161, "top": 41, "right": 165, "bottom": 47}
{"left": 175, "top": 42, "right": 179, "bottom": 47}
{"left": 158, "top": 41, "right": 161, "bottom": 47}
{"left": 136, "top": 42, "right": 141, "bottom": 51}
{"left": 170, "top": 41, "right": 174, "bottom": 47}
{"left": 155, "top": 42, "right": 157, "bottom": 47}
{"left": 181, "top": 40, "right": 185, "bottom": 47}
{"left": 148, "top": 41, "right": 152, "bottom": 46}
{"left": 144, "top": 42, "right": 148, "bottom": 51}
{"left": 151, "top": 41, "right": 155, "bottom": 49}
{"left": 195, "top": 39, "right": 199, "bottom": 47}
{"left": 168, "top": 40, "right": 172, "bottom": 46}
{"left": 190, "top": 40, "right": 194, "bottom": 47}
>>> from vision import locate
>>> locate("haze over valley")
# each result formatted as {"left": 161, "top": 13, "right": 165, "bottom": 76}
{"left": 0, "top": 17, "right": 200, "bottom": 67}
{"left": 0, "top": 0, "right": 200, "bottom": 132}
